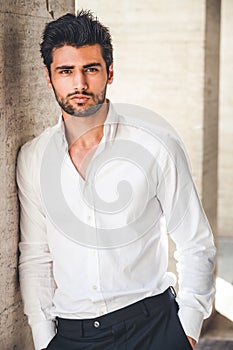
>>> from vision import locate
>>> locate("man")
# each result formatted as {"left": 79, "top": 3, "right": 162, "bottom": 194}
{"left": 17, "top": 10, "right": 216, "bottom": 350}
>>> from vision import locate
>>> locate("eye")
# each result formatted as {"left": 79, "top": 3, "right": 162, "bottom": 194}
{"left": 85, "top": 67, "right": 99, "bottom": 73}
{"left": 60, "top": 69, "right": 72, "bottom": 75}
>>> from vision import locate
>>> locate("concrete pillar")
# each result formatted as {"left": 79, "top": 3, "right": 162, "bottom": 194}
{"left": 75, "top": 0, "right": 220, "bottom": 275}
{"left": 202, "top": 0, "right": 221, "bottom": 244}
{"left": 0, "top": 1, "right": 74, "bottom": 349}
{"left": 218, "top": 0, "right": 233, "bottom": 238}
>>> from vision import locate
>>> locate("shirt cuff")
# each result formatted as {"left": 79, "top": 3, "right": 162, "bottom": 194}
{"left": 31, "top": 320, "right": 56, "bottom": 350}
{"left": 178, "top": 306, "right": 204, "bottom": 342}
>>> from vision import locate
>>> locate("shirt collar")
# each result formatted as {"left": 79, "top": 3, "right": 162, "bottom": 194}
{"left": 56, "top": 101, "right": 119, "bottom": 149}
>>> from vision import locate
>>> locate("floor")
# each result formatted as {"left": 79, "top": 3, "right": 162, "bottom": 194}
{"left": 195, "top": 236, "right": 233, "bottom": 349}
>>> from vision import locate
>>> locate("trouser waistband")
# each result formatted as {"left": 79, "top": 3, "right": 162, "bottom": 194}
{"left": 57, "top": 287, "right": 176, "bottom": 335}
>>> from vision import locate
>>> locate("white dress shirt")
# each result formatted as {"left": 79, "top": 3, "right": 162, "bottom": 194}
{"left": 17, "top": 103, "right": 216, "bottom": 350}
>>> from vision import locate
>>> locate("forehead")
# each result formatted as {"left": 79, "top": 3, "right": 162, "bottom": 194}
{"left": 51, "top": 44, "right": 105, "bottom": 67}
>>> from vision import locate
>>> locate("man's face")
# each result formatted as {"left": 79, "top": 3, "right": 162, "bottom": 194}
{"left": 46, "top": 44, "right": 113, "bottom": 119}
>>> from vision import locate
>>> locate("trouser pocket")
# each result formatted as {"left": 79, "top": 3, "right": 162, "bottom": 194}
{"left": 173, "top": 301, "right": 193, "bottom": 350}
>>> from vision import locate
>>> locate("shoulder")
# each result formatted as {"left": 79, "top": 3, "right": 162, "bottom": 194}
{"left": 115, "top": 103, "right": 180, "bottom": 140}
{"left": 20, "top": 125, "right": 55, "bottom": 155}
{"left": 114, "top": 105, "right": 193, "bottom": 180}
{"left": 17, "top": 124, "right": 60, "bottom": 184}
{"left": 116, "top": 104, "right": 188, "bottom": 158}
{"left": 18, "top": 125, "right": 58, "bottom": 165}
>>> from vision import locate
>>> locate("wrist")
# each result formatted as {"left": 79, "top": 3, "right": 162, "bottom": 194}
{"left": 187, "top": 336, "right": 196, "bottom": 349}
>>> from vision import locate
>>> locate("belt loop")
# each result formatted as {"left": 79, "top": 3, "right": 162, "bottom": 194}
{"left": 170, "top": 286, "right": 177, "bottom": 297}
{"left": 140, "top": 300, "right": 150, "bottom": 317}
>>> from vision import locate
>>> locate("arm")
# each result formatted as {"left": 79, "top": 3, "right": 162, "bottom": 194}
{"left": 156, "top": 137, "right": 216, "bottom": 344}
{"left": 17, "top": 148, "right": 56, "bottom": 350}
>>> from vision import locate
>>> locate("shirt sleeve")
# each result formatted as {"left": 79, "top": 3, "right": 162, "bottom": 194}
{"left": 17, "top": 147, "right": 56, "bottom": 350}
{"left": 156, "top": 136, "right": 216, "bottom": 342}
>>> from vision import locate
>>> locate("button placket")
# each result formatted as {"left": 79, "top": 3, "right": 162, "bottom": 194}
{"left": 84, "top": 182, "right": 94, "bottom": 225}
{"left": 86, "top": 179, "right": 101, "bottom": 296}
{"left": 86, "top": 174, "right": 108, "bottom": 312}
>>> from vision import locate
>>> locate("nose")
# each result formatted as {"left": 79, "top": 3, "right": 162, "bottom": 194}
{"left": 73, "top": 71, "right": 88, "bottom": 92}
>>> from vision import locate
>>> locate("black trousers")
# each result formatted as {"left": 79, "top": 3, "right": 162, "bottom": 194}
{"left": 47, "top": 288, "right": 192, "bottom": 350}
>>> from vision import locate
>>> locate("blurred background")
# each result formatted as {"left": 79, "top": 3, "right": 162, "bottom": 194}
{"left": 0, "top": 0, "right": 232, "bottom": 348}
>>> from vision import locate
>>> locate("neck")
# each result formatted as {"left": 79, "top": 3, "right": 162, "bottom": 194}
{"left": 63, "top": 102, "right": 109, "bottom": 149}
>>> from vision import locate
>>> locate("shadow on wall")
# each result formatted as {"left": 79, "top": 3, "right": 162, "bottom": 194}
{"left": 1, "top": 11, "right": 35, "bottom": 350}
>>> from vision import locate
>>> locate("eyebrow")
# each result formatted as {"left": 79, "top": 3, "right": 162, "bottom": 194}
{"left": 55, "top": 65, "right": 75, "bottom": 71}
{"left": 55, "top": 63, "right": 102, "bottom": 71}
{"left": 83, "top": 62, "right": 102, "bottom": 69}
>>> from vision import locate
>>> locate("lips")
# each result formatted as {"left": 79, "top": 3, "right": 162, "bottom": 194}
{"left": 71, "top": 95, "right": 90, "bottom": 103}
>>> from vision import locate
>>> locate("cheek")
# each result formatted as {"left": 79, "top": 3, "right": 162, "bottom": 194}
{"left": 93, "top": 79, "right": 108, "bottom": 94}
{"left": 89, "top": 73, "right": 108, "bottom": 88}
{"left": 54, "top": 81, "right": 71, "bottom": 96}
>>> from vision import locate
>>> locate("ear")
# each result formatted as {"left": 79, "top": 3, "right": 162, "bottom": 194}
{"left": 107, "top": 63, "right": 114, "bottom": 84}
{"left": 44, "top": 66, "right": 53, "bottom": 89}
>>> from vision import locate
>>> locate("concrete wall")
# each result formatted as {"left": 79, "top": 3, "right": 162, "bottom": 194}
{"left": 75, "top": 0, "right": 220, "bottom": 274}
{"left": 218, "top": 0, "right": 233, "bottom": 237}
{"left": 0, "top": 1, "right": 74, "bottom": 349}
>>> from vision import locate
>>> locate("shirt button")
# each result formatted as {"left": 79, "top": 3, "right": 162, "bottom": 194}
{"left": 94, "top": 320, "right": 100, "bottom": 328}
{"left": 92, "top": 285, "right": 97, "bottom": 290}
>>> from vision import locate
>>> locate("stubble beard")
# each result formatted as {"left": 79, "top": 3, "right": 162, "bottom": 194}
{"left": 53, "top": 85, "right": 108, "bottom": 118}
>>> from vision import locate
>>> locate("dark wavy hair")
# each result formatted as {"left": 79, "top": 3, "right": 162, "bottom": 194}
{"left": 40, "top": 10, "right": 113, "bottom": 75}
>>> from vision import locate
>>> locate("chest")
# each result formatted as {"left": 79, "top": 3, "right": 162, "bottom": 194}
{"left": 69, "top": 144, "right": 98, "bottom": 180}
